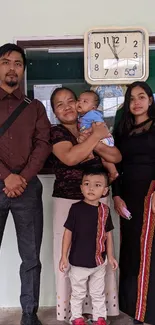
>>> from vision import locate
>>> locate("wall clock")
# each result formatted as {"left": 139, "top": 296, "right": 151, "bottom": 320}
{"left": 84, "top": 27, "right": 149, "bottom": 85}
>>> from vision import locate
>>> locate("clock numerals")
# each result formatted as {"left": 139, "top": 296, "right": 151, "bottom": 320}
{"left": 112, "top": 36, "right": 119, "bottom": 44}
{"left": 134, "top": 52, "right": 138, "bottom": 58}
{"left": 95, "top": 53, "right": 99, "bottom": 60}
{"left": 133, "top": 40, "right": 138, "bottom": 47}
{"left": 125, "top": 65, "right": 137, "bottom": 76}
{"left": 103, "top": 37, "right": 109, "bottom": 44}
{"left": 103, "top": 36, "right": 120, "bottom": 44}
{"left": 87, "top": 29, "right": 147, "bottom": 83}
{"left": 114, "top": 69, "right": 118, "bottom": 76}
{"left": 105, "top": 69, "right": 109, "bottom": 76}
{"left": 125, "top": 68, "right": 130, "bottom": 76}
{"left": 94, "top": 64, "right": 99, "bottom": 71}
{"left": 94, "top": 42, "right": 101, "bottom": 49}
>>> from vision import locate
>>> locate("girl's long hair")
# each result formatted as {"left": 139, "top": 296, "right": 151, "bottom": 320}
{"left": 115, "top": 81, "right": 155, "bottom": 138}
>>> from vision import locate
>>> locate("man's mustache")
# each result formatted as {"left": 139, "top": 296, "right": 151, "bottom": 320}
{"left": 6, "top": 72, "right": 18, "bottom": 77}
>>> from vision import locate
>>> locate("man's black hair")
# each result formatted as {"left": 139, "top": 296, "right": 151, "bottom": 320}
{"left": 0, "top": 43, "right": 26, "bottom": 69}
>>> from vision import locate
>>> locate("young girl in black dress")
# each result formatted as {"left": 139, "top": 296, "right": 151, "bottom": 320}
{"left": 113, "top": 81, "right": 155, "bottom": 325}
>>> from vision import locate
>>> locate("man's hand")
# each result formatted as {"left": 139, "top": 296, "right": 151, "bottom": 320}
{"left": 3, "top": 188, "right": 25, "bottom": 198}
{"left": 3, "top": 174, "right": 27, "bottom": 197}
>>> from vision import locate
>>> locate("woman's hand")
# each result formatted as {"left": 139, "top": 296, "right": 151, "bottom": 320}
{"left": 151, "top": 192, "right": 155, "bottom": 214}
{"left": 113, "top": 196, "right": 128, "bottom": 218}
{"left": 77, "top": 122, "right": 110, "bottom": 143}
{"left": 92, "top": 122, "right": 110, "bottom": 140}
{"left": 77, "top": 128, "right": 92, "bottom": 143}
{"left": 53, "top": 123, "right": 112, "bottom": 166}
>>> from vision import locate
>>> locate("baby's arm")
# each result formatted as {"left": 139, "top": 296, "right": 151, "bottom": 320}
{"left": 59, "top": 228, "right": 72, "bottom": 272}
{"left": 79, "top": 110, "right": 104, "bottom": 131}
{"left": 82, "top": 111, "right": 114, "bottom": 144}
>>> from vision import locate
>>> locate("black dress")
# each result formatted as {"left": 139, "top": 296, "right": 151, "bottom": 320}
{"left": 112, "top": 119, "right": 155, "bottom": 324}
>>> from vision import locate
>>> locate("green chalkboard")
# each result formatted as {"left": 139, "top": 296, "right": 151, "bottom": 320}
{"left": 147, "top": 49, "right": 155, "bottom": 91}
{"left": 26, "top": 48, "right": 155, "bottom": 98}
{"left": 26, "top": 49, "right": 89, "bottom": 99}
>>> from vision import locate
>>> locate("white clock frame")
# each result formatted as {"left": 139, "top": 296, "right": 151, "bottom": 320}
{"left": 84, "top": 26, "right": 149, "bottom": 85}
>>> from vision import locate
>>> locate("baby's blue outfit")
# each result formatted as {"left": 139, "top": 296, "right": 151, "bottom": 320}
{"left": 78, "top": 110, "right": 104, "bottom": 131}
{"left": 78, "top": 110, "right": 114, "bottom": 147}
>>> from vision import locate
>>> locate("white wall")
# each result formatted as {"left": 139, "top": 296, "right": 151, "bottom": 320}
{"left": 0, "top": 0, "right": 154, "bottom": 308}
{"left": 1, "top": 0, "right": 155, "bottom": 45}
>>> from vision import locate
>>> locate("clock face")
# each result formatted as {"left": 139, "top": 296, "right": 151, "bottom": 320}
{"left": 84, "top": 28, "right": 149, "bottom": 84}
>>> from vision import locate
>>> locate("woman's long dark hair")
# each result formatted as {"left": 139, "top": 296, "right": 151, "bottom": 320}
{"left": 115, "top": 81, "right": 155, "bottom": 138}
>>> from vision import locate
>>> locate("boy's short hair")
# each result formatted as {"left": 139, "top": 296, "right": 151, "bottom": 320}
{"left": 82, "top": 167, "right": 109, "bottom": 185}
{"left": 81, "top": 90, "right": 100, "bottom": 108}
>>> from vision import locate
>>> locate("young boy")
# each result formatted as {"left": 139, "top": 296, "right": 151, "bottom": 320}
{"left": 77, "top": 90, "right": 118, "bottom": 182}
{"left": 59, "top": 168, "right": 118, "bottom": 325}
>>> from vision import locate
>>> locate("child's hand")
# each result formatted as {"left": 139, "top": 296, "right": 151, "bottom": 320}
{"left": 108, "top": 256, "right": 118, "bottom": 270}
{"left": 59, "top": 256, "right": 68, "bottom": 272}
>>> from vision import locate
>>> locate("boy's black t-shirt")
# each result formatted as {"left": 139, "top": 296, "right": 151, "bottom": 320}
{"left": 64, "top": 200, "right": 114, "bottom": 268}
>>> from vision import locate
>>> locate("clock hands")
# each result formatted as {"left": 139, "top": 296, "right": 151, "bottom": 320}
{"left": 108, "top": 41, "right": 119, "bottom": 60}
{"left": 112, "top": 37, "right": 119, "bottom": 60}
{"left": 118, "top": 47, "right": 125, "bottom": 56}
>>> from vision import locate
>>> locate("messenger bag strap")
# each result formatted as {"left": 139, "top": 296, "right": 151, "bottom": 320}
{"left": 0, "top": 96, "right": 31, "bottom": 137}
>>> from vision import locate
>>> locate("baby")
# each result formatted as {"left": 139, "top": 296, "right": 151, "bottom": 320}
{"left": 77, "top": 90, "right": 118, "bottom": 182}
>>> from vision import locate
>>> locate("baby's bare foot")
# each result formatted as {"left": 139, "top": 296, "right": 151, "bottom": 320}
{"left": 109, "top": 172, "right": 119, "bottom": 184}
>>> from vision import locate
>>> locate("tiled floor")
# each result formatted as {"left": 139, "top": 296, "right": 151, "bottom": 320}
{"left": 0, "top": 308, "right": 136, "bottom": 325}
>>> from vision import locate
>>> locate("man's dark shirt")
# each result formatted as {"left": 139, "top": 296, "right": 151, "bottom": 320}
{"left": 0, "top": 87, "right": 51, "bottom": 181}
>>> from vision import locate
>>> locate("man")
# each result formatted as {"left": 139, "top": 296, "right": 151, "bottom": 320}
{"left": 0, "top": 43, "right": 51, "bottom": 325}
